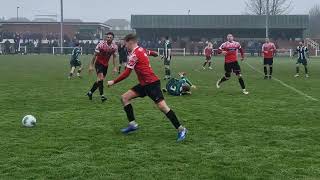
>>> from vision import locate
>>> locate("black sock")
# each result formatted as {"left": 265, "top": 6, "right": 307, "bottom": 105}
{"left": 124, "top": 104, "right": 135, "bottom": 122}
{"left": 165, "top": 110, "right": 181, "bottom": 129}
{"left": 69, "top": 72, "right": 73, "bottom": 77}
{"left": 269, "top": 67, "right": 273, "bottom": 76}
{"left": 304, "top": 66, "right": 308, "bottom": 74}
{"left": 238, "top": 77, "right": 246, "bottom": 89}
{"left": 118, "top": 66, "right": 121, "bottom": 73}
{"left": 203, "top": 62, "right": 207, "bottom": 67}
{"left": 77, "top": 69, "right": 81, "bottom": 74}
{"left": 208, "top": 62, "right": 212, "bottom": 67}
{"left": 90, "top": 82, "right": 99, "bottom": 93}
{"left": 98, "top": 80, "right": 104, "bottom": 96}
{"left": 219, "top": 76, "right": 228, "bottom": 84}
{"left": 296, "top": 66, "right": 300, "bottom": 74}
{"left": 165, "top": 69, "right": 171, "bottom": 77}
{"left": 264, "top": 66, "right": 267, "bottom": 76}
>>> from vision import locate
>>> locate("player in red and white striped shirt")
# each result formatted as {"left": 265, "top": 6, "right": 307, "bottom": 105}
{"left": 216, "top": 34, "right": 249, "bottom": 95}
{"left": 87, "top": 32, "right": 118, "bottom": 102}
{"left": 202, "top": 42, "right": 214, "bottom": 70}
{"left": 262, "top": 38, "right": 276, "bottom": 79}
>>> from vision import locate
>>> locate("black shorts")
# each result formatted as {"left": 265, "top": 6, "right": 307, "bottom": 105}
{"left": 119, "top": 57, "right": 128, "bottom": 64}
{"left": 264, "top": 58, "right": 273, "bottom": 65}
{"left": 70, "top": 60, "right": 81, "bottom": 67}
{"left": 131, "top": 80, "right": 164, "bottom": 104}
{"left": 95, "top": 63, "right": 108, "bottom": 76}
{"left": 224, "top": 61, "right": 241, "bottom": 76}
{"left": 297, "top": 58, "right": 307, "bottom": 65}
{"left": 205, "top": 56, "right": 212, "bottom": 61}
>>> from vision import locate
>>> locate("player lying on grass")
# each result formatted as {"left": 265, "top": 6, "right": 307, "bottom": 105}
{"left": 68, "top": 42, "right": 82, "bottom": 79}
{"left": 262, "top": 38, "right": 276, "bottom": 79}
{"left": 87, "top": 32, "right": 118, "bottom": 102}
{"left": 216, "top": 34, "right": 249, "bottom": 95}
{"left": 202, "top": 42, "right": 214, "bottom": 70}
{"left": 162, "top": 72, "right": 196, "bottom": 96}
{"left": 293, "top": 41, "right": 309, "bottom": 78}
{"left": 107, "top": 33, "right": 187, "bottom": 142}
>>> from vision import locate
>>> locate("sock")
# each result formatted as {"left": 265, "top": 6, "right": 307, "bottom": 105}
{"left": 98, "top": 80, "right": 104, "bottom": 96}
{"left": 77, "top": 69, "right": 81, "bottom": 74}
{"left": 165, "top": 68, "right": 171, "bottom": 77}
{"left": 208, "top": 62, "right": 212, "bottom": 67}
{"left": 269, "top": 67, "right": 273, "bottom": 76}
{"left": 264, "top": 66, "right": 267, "bottom": 76}
{"left": 203, "top": 62, "right": 207, "bottom": 67}
{"left": 165, "top": 110, "right": 181, "bottom": 129}
{"left": 90, "top": 82, "right": 99, "bottom": 93}
{"left": 69, "top": 72, "right": 73, "bottom": 77}
{"left": 124, "top": 104, "right": 135, "bottom": 122}
{"left": 238, "top": 77, "right": 246, "bottom": 89}
{"left": 219, "top": 77, "right": 228, "bottom": 84}
{"left": 304, "top": 66, "right": 308, "bottom": 74}
{"left": 118, "top": 66, "right": 121, "bottom": 73}
{"left": 296, "top": 66, "right": 299, "bottom": 74}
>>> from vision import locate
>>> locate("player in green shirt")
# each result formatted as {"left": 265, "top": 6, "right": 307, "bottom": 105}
{"left": 68, "top": 42, "right": 83, "bottom": 79}
{"left": 163, "top": 72, "right": 196, "bottom": 96}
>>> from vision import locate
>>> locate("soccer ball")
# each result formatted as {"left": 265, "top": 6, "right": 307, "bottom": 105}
{"left": 22, "top": 115, "right": 37, "bottom": 127}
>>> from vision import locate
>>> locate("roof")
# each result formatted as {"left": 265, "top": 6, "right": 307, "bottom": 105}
{"left": 105, "top": 19, "right": 130, "bottom": 27}
{"left": 0, "top": 21, "right": 111, "bottom": 29}
{"left": 131, "top": 15, "right": 309, "bottom": 29}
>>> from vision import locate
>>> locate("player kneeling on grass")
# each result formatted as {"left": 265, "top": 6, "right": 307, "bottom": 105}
{"left": 68, "top": 42, "right": 83, "bottom": 79}
{"left": 202, "top": 42, "right": 214, "bottom": 70}
{"left": 216, "top": 34, "right": 249, "bottom": 95}
{"left": 107, "top": 33, "right": 187, "bottom": 142}
{"left": 163, "top": 72, "right": 196, "bottom": 96}
{"left": 294, "top": 42, "right": 309, "bottom": 78}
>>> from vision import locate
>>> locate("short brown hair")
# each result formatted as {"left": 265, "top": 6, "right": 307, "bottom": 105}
{"left": 124, "top": 33, "right": 138, "bottom": 42}
{"left": 105, "top": 32, "right": 115, "bottom": 38}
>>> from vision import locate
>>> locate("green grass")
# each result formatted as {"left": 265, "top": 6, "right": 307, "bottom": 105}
{"left": 0, "top": 54, "right": 320, "bottom": 179}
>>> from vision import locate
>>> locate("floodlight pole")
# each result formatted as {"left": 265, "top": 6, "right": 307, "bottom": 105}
{"left": 16, "top": 6, "right": 20, "bottom": 21}
{"left": 265, "top": 0, "right": 269, "bottom": 38}
{"left": 60, "top": 0, "right": 64, "bottom": 54}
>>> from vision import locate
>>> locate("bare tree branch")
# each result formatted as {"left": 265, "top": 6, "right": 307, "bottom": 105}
{"left": 245, "top": 0, "right": 292, "bottom": 15}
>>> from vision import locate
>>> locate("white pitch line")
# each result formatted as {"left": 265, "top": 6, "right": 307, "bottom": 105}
{"left": 244, "top": 61, "right": 319, "bottom": 102}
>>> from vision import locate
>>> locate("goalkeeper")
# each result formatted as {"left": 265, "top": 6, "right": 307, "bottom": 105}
{"left": 162, "top": 72, "right": 196, "bottom": 96}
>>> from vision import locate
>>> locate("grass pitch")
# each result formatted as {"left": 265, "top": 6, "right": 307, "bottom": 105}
{"left": 0, "top": 54, "right": 320, "bottom": 179}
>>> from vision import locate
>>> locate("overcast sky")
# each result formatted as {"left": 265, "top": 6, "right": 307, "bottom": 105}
{"left": 1, "top": 0, "right": 319, "bottom": 22}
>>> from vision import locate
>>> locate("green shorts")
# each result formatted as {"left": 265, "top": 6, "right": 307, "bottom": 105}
{"left": 70, "top": 60, "right": 81, "bottom": 67}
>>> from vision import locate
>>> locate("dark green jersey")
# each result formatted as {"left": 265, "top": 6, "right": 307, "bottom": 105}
{"left": 71, "top": 47, "right": 81, "bottom": 62}
{"left": 166, "top": 77, "right": 193, "bottom": 96}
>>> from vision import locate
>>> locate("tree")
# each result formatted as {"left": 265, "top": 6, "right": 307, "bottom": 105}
{"left": 309, "top": 4, "right": 320, "bottom": 38}
{"left": 245, "top": 0, "right": 292, "bottom": 15}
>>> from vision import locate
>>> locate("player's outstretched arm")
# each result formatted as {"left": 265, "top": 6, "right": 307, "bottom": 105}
{"left": 108, "top": 68, "right": 132, "bottom": 87}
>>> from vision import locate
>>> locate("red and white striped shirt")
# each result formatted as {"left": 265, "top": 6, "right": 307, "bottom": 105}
{"left": 95, "top": 41, "right": 118, "bottom": 67}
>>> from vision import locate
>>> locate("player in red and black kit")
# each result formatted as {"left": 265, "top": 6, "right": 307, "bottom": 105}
{"left": 262, "top": 38, "right": 276, "bottom": 79}
{"left": 202, "top": 42, "right": 214, "bottom": 70}
{"left": 87, "top": 32, "right": 118, "bottom": 102}
{"left": 216, "top": 34, "right": 249, "bottom": 95}
{"left": 107, "top": 34, "right": 187, "bottom": 142}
